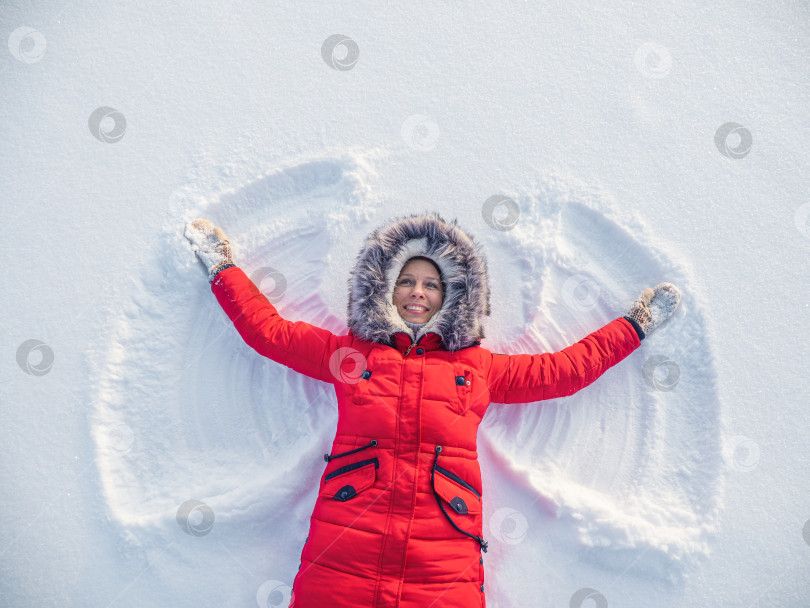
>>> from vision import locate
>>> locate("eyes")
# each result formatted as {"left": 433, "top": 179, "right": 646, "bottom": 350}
{"left": 397, "top": 278, "right": 440, "bottom": 290}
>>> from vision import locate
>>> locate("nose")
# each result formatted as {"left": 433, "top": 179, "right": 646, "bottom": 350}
{"left": 409, "top": 283, "right": 428, "bottom": 297}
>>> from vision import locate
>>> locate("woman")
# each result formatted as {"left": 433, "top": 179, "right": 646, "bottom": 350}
{"left": 184, "top": 212, "right": 680, "bottom": 608}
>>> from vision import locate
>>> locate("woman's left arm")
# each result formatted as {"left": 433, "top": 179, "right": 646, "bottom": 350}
{"left": 485, "top": 284, "right": 681, "bottom": 404}
{"left": 485, "top": 317, "right": 640, "bottom": 404}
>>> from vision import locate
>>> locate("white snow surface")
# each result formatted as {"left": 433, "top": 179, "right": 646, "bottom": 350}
{"left": 2, "top": 2, "right": 809, "bottom": 607}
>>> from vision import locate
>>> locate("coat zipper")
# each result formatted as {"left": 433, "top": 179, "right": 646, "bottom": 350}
{"left": 430, "top": 445, "right": 488, "bottom": 553}
{"left": 323, "top": 439, "right": 378, "bottom": 462}
{"left": 394, "top": 332, "right": 480, "bottom": 357}
{"left": 401, "top": 331, "right": 434, "bottom": 358}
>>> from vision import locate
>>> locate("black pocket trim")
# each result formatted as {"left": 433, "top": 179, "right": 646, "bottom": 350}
{"left": 435, "top": 464, "right": 481, "bottom": 498}
{"left": 325, "top": 457, "right": 379, "bottom": 482}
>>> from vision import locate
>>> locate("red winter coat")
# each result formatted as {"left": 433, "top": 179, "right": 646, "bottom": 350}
{"left": 209, "top": 213, "right": 642, "bottom": 608}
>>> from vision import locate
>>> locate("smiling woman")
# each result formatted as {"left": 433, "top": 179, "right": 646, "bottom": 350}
{"left": 182, "top": 211, "right": 681, "bottom": 608}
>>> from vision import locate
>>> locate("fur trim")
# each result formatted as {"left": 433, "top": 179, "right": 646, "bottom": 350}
{"left": 346, "top": 212, "right": 491, "bottom": 351}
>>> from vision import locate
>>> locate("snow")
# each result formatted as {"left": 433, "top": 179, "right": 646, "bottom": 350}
{"left": 2, "top": 1, "right": 809, "bottom": 607}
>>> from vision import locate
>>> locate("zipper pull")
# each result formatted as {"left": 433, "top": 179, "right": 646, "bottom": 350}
{"left": 403, "top": 342, "right": 416, "bottom": 358}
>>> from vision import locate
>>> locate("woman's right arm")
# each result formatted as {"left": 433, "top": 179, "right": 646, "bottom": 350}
{"left": 210, "top": 265, "right": 342, "bottom": 382}
{"left": 185, "top": 219, "right": 345, "bottom": 383}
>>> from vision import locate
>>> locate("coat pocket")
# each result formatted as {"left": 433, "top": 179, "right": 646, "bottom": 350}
{"left": 433, "top": 464, "right": 482, "bottom": 516}
{"left": 453, "top": 368, "right": 472, "bottom": 415}
{"left": 320, "top": 457, "right": 379, "bottom": 502}
{"left": 351, "top": 369, "right": 375, "bottom": 406}
{"left": 452, "top": 366, "right": 490, "bottom": 417}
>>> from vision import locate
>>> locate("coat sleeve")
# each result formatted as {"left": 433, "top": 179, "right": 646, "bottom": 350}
{"left": 485, "top": 317, "right": 641, "bottom": 404}
{"left": 210, "top": 265, "right": 343, "bottom": 383}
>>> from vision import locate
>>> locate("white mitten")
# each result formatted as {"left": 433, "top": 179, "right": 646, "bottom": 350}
{"left": 184, "top": 218, "right": 234, "bottom": 283}
{"left": 624, "top": 282, "right": 681, "bottom": 339}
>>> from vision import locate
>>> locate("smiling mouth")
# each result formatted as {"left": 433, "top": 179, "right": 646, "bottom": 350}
{"left": 404, "top": 305, "right": 429, "bottom": 313}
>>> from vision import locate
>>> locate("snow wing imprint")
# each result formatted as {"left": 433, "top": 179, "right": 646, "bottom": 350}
{"left": 88, "top": 152, "right": 384, "bottom": 549}
{"left": 479, "top": 172, "right": 722, "bottom": 582}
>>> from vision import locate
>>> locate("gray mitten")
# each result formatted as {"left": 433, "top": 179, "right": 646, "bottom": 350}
{"left": 624, "top": 282, "right": 681, "bottom": 339}
{"left": 184, "top": 218, "right": 235, "bottom": 283}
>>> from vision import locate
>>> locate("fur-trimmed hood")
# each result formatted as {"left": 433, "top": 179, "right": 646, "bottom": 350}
{"left": 346, "top": 212, "right": 492, "bottom": 351}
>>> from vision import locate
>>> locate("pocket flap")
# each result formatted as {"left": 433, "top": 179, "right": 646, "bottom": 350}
{"left": 320, "top": 457, "right": 378, "bottom": 501}
{"left": 433, "top": 466, "right": 481, "bottom": 515}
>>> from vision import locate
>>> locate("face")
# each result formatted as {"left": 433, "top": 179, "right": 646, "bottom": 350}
{"left": 392, "top": 259, "right": 444, "bottom": 324}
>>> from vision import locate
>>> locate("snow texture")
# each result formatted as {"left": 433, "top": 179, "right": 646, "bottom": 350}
{"left": 2, "top": 2, "right": 809, "bottom": 607}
